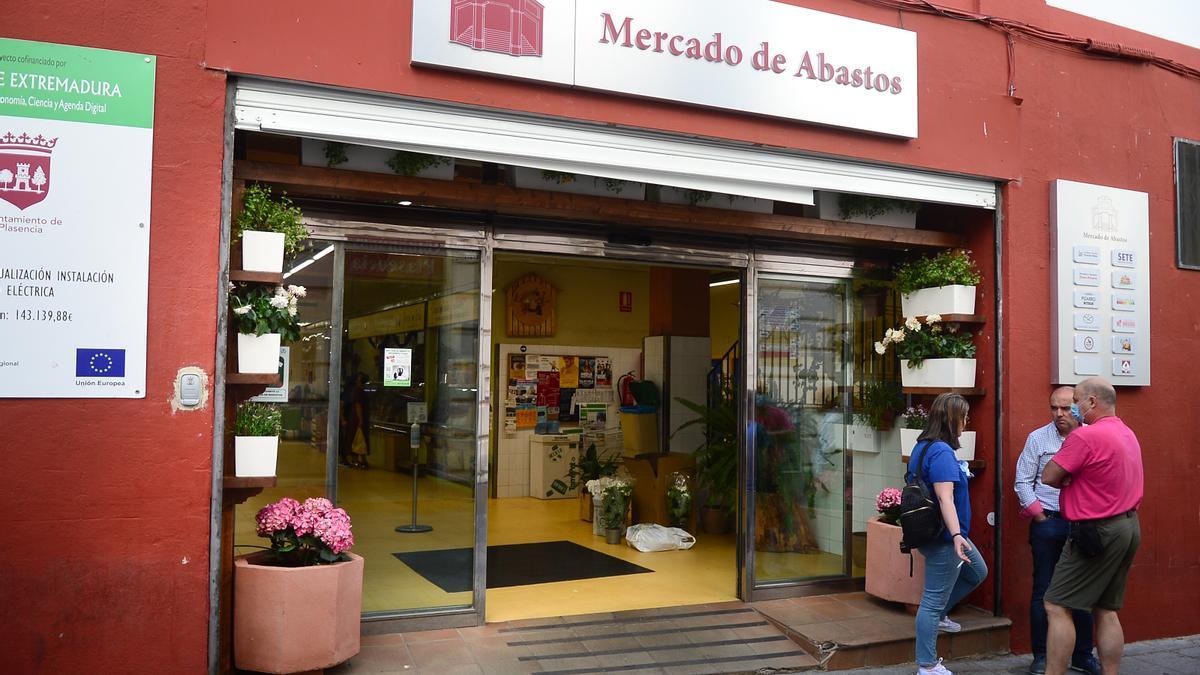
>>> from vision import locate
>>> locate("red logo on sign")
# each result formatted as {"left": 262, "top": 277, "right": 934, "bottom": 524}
{"left": 619, "top": 291, "right": 633, "bottom": 313}
{"left": 0, "top": 132, "right": 56, "bottom": 211}
{"left": 450, "top": 0, "right": 544, "bottom": 57}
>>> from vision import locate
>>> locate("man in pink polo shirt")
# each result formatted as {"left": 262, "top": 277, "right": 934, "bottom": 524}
{"left": 1040, "top": 377, "right": 1143, "bottom": 675}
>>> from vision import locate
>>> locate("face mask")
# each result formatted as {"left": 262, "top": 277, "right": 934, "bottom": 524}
{"left": 1070, "top": 402, "right": 1085, "bottom": 424}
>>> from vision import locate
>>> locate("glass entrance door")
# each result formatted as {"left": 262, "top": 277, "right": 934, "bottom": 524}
{"left": 750, "top": 274, "right": 852, "bottom": 588}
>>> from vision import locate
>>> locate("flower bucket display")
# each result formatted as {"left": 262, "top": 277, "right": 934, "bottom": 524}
{"left": 235, "top": 497, "right": 360, "bottom": 674}
{"left": 901, "top": 284, "right": 977, "bottom": 318}
{"left": 900, "top": 358, "right": 977, "bottom": 388}
{"left": 237, "top": 332, "right": 282, "bottom": 374}
{"left": 241, "top": 230, "right": 286, "bottom": 273}
{"left": 865, "top": 517, "right": 926, "bottom": 605}
{"left": 235, "top": 435, "right": 279, "bottom": 477}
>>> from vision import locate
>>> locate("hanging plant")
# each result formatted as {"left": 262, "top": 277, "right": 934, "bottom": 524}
{"left": 601, "top": 177, "right": 628, "bottom": 194}
{"left": 540, "top": 169, "right": 577, "bottom": 185}
{"left": 323, "top": 142, "right": 348, "bottom": 168}
{"left": 386, "top": 151, "right": 450, "bottom": 177}
{"left": 682, "top": 189, "right": 713, "bottom": 206}
{"left": 838, "top": 194, "right": 920, "bottom": 220}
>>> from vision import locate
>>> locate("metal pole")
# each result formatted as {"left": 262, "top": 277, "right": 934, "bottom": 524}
{"left": 396, "top": 426, "right": 432, "bottom": 533}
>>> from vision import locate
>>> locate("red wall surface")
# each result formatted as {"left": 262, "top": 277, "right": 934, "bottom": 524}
{"left": 203, "top": 0, "right": 1200, "bottom": 651}
{"left": 0, "top": 2, "right": 226, "bottom": 673}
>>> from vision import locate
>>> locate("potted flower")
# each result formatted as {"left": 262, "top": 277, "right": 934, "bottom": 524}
{"left": 597, "top": 476, "right": 635, "bottom": 544}
{"left": 666, "top": 472, "right": 692, "bottom": 529}
{"left": 234, "top": 497, "right": 362, "bottom": 673}
{"left": 817, "top": 191, "right": 920, "bottom": 228}
{"left": 875, "top": 315, "right": 978, "bottom": 388}
{"left": 234, "top": 402, "right": 281, "bottom": 477}
{"left": 899, "top": 403, "right": 976, "bottom": 461}
{"left": 550, "top": 443, "right": 621, "bottom": 522}
{"left": 674, "top": 397, "right": 738, "bottom": 534}
{"left": 849, "top": 380, "right": 904, "bottom": 452}
{"left": 230, "top": 284, "right": 305, "bottom": 374}
{"left": 584, "top": 476, "right": 620, "bottom": 536}
{"left": 235, "top": 185, "right": 308, "bottom": 273}
{"left": 895, "top": 249, "right": 981, "bottom": 318}
{"left": 865, "top": 487, "right": 926, "bottom": 605}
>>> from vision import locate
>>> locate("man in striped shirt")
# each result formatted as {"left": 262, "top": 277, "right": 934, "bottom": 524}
{"left": 1014, "top": 386, "right": 1099, "bottom": 675}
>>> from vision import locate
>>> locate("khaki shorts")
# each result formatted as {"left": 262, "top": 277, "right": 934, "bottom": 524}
{"left": 1045, "top": 511, "right": 1140, "bottom": 611}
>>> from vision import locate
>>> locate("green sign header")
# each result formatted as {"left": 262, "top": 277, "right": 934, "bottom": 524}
{"left": 0, "top": 38, "right": 156, "bottom": 128}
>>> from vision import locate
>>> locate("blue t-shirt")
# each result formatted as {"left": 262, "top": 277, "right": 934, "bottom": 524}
{"left": 908, "top": 439, "right": 970, "bottom": 543}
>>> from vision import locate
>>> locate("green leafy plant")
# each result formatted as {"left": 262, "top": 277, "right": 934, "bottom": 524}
{"left": 599, "top": 478, "right": 634, "bottom": 530}
{"left": 601, "top": 177, "right": 630, "bottom": 194}
{"left": 323, "top": 141, "right": 348, "bottom": 167}
{"left": 386, "top": 151, "right": 449, "bottom": 177}
{"left": 540, "top": 169, "right": 577, "bottom": 185}
{"left": 682, "top": 188, "right": 713, "bottom": 206}
{"left": 666, "top": 472, "right": 692, "bottom": 527}
{"left": 673, "top": 396, "right": 737, "bottom": 517}
{"left": 875, "top": 315, "right": 977, "bottom": 367}
{"left": 235, "top": 184, "right": 308, "bottom": 255}
{"left": 235, "top": 402, "right": 282, "bottom": 436}
{"left": 838, "top": 194, "right": 920, "bottom": 220}
{"left": 894, "top": 249, "right": 982, "bottom": 295}
{"left": 230, "top": 284, "right": 306, "bottom": 340}
{"left": 548, "top": 443, "right": 620, "bottom": 497}
{"left": 854, "top": 380, "right": 904, "bottom": 430}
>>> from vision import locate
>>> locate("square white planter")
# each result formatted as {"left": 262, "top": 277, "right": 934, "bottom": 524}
{"left": 300, "top": 139, "right": 455, "bottom": 180}
{"left": 657, "top": 186, "right": 773, "bottom": 213}
{"left": 241, "top": 231, "right": 286, "bottom": 273}
{"left": 901, "top": 285, "right": 977, "bottom": 318}
{"left": 900, "top": 428, "right": 922, "bottom": 457}
{"left": 513, "top": 166, "right": 647, "bottom": 201}
{"left": 237, "top": 332, "right": 282, "bottom": 374}
{"left": 847, "top": 424, "right": 879, "bottom": 453}
{"left": 900, "top": 358, "right": 976, "bottom": 388}
{"left": 235, "top": 436, "right": 279, "bottom": 477}
{"left": 816, "top": 191, "right": 917, "bottom": 228}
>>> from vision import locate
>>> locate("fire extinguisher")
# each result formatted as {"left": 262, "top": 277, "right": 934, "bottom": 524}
{"left": 617, "top": 372, "right": 637, "bottom": 407}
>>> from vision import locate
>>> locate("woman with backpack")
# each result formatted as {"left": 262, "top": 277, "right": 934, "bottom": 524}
{"left": 908, "top": 393, "right": 989, "bottom": 675}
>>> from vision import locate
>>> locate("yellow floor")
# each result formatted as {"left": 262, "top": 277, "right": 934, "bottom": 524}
{"left": 236, "top": 440, "right": 858, "bottom": 623}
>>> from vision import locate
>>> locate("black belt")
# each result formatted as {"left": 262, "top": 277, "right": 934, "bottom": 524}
{"left": 1043, "top": 510, "right": 1061, "bottom": 519}
{"left": 1072, "top": 509, "right": 1137, "bottom": 526}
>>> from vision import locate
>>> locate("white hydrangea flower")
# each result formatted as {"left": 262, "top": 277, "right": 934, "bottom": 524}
{"left": 926, "top": 313, "right": 942, "bottom": 324}
{"left": 287, "top": 285, "right": 307, "bottom": 298}
{"left": 233, "top": 305, "right": 251, "bottom": 315}
{"left": 874, "top": 341, "right": 887, "bottom": 355}
{"left": 905, "top": 316, "right": 921, "bottom": 331}
{"left": 269, "top": 294, "right": 290, "bottom": 309}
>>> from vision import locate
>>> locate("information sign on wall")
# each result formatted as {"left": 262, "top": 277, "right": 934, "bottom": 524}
{"left": 413, "top": 0, "right": 918, "bottom": 137}
{"left": 1051, "top": 180, "right": 1149, "bottom": 386}
{"left": 0, "top": 38, "right": 155, "bottom": 398}
{"left": 384, "top": 348, "right": 413, "bottom": 387}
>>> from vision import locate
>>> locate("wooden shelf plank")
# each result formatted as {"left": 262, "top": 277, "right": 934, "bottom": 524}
{"left": 914, "top": 314, "right": 986, "bottom": 324}
{"left": 224, "top": 476, "right": 277, "bottom": 490}
{"left": 903, "top": 387, "right": 987, "bottom": 396}
{"left": 227, "top": 372, "right": 281, "bottom": 386}
{"left": 233, "top": 160, "right": 967, "bottom": 250}
{"left": 230, "top": 270, "right": 284, "bottom": 284}
{"left": 902, "top": 456, "right": 987, "bottom": 470}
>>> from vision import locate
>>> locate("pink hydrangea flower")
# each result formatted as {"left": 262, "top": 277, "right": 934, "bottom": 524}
{"left": 255, "top": 497, "right": 299, "bottom": 536}
{"left": 876, "top": 487, "right": 902, "bottom": 513}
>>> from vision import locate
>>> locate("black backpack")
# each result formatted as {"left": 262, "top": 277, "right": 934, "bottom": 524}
{"left": 898, "top": 440, "right": 945, "bottom": 555}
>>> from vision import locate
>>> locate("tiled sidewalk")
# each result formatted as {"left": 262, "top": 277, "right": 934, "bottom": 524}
{"left": 328, "top": 602, "right": 818, "bottom": 674}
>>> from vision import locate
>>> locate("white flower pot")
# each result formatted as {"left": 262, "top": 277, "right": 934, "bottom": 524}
{"left": 901, "top": 285, "right": 977, "bottom": 318}
{"left": 237, "top": 332, "right": 282, "bottom": 374}
{"left": 593, "top": 502, "right": 604, "bottom": 536}
{"left": 235, "top": 435, "right": 279, "bottom": 477}
{"left": 817, "top": 191, "right": 917, "bottom": 228}
{"left": 241, "top": 231, "right": 286, "bottom": 273}
{"left": 902, "top": 429, "right": 975, "bottom": 461}
{"left": 900, "top": 358, "right": 976, "bottom": 388}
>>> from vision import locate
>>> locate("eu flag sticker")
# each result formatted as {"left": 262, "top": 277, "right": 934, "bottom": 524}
{"left": 76, "top": 348, "right": 127, "bottom": 377}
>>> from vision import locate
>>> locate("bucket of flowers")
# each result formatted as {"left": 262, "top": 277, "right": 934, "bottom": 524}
{"left": 588, "top": 476, "right": 635, "bottom": 544}
{"left": 666, "top": 472, "right": 692, "bottom": 530}
{"left": 234, "top": 497, "right": 362, "bottom": 673}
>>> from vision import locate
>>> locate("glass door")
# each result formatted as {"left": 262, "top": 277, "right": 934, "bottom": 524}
{"left": 749, "top": 274, "right": 852, "bottom": 589}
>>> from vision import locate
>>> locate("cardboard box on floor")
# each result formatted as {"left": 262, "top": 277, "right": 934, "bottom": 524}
{"left": 623, "top": 452, "right": 696, "bottom": 528}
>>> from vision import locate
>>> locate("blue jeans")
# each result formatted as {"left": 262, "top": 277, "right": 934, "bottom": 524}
{"left": 916, "top": 537, "right": 988, "bottom": 667}
{"left": 1030, "top": 516, "right": 1094, "bottom": 659}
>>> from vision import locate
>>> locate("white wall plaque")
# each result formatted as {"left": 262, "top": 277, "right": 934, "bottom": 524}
{"left": 1052, "top": 180, "right": 1150, "bottom": 386}
{"left": 0, "top": 39, "right": 155, "bottom": 398}
{"left": 412, "top": 0, "right": 918, "bottom": 137}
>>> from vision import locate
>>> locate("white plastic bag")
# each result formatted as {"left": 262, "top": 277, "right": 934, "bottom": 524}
{"left": 624, "top": 524, "right": 696, "bottom": 552}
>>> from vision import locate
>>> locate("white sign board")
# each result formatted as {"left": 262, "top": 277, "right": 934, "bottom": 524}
{"left": 0, "top": 38, "right": 155, "bottom": 398}
{"left": 1051, "top": 179, "right": 1150, "bottom": 386}
{"left": 384, "top": 347, "right": 413, "bottom": 387}
{"left": 249, "top": 346, "right": 290, "bottom": 403}
{"left": 412, "top": 0, "right": 918, "bottom": 138}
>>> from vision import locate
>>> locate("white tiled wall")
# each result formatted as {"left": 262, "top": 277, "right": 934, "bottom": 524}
{"left": 851, "top": 422, "right": 908, "bottom": 533}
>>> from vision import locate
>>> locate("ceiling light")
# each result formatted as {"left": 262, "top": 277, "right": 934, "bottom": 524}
{"left": 709, "top": 278, "right": 740, "bottom": 288}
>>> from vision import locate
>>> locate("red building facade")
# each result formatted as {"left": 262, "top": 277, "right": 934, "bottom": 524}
{"left": 3, "top": 1, "right": 1199, "bottom": 672}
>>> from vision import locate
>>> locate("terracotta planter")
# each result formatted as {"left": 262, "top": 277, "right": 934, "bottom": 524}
{"left": 234, "top": 552, "right": 364, "bottom": 674}
{"left": 864, "top": 517, "right": 926, "bottom": 605}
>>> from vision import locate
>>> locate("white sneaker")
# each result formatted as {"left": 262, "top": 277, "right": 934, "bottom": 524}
{"left": 938, "top": 617, "right": 962, "bottom": 633}
{"left": 918, "top": 658, "right": 954, "bottom": 675}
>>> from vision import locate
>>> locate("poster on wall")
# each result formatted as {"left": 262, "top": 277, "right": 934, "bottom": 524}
{"left": 558, "top": 355, "right": 579, "bottom": 388}
{"left": 1051, "top": 179, "right": 1150, "bottom": 386}
{"left": 383, "top": 348, "right": 412, "bottom": 387}
{"left": 578, "top": 357, "right": 596, "bottom": 389}
{"left": 507, "top": 353, "right": 526, "bottom": 383}
{"left": 249, "top": 347, "right": 290, "bottom": 403}
{"left": 0, "top": 38, "right": 156, "bottom": 398}
{"left": 595, "top": 357, "right": 613, "bottom": 387}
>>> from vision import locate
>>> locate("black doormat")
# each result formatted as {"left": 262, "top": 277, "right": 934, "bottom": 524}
{"left": 392, "top": 540, "right": 652, "bottom": 593}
